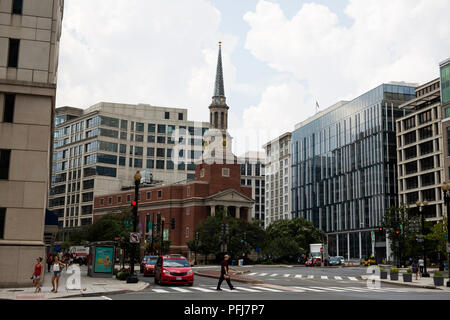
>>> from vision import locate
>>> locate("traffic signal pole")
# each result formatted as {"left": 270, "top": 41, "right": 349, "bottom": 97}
{"left": 126, "top": 172, "right": 141, "bottom": 283}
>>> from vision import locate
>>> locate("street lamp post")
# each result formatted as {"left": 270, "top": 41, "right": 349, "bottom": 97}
{"left": 416, "top": 200, "right": 430, "bottom": 278}
{"left": 126, "top": 171, "right": 141, "bottom": 283}
{"left": 441, "top": 183, "right": 450, "bottom": 287}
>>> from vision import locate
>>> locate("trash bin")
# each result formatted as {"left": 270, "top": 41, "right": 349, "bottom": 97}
{"left": 232, "top": 260, "right": 237, "bottom": 266}
{"left": 238, "top": 259, "right": 244, "bottom": 266}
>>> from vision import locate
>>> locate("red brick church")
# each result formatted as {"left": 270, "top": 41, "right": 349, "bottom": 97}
{"left": 93, "top": 42, "right": 254, "bottom": 257}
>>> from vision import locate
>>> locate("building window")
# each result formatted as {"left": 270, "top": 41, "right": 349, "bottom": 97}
{"left": 136, "top": 122, "right": 144, "bottom": 132}
{"left": 146, "top": 192, "right": 151, "bottom": 200}
{"left": 8, "top": 39, "right": 20, "bottom": 68}
{"left": 165, "top": 112, "right": 170, "bottom": 119}
{"left": 134, "top": 158, "right": 143, "bottom": 168}
{"left": 178, "top": 113, "right": 183, "bottom": 120}
{"left": 418, "top": 110, "right": 432, "bottom": 125}
{"left": 222, "top": 168, "right": 230, "bottom": 177}
{"left": 157, "top": 124, "right": 166, "bottom": 134}
{"left": 12, "top": 0, "right": 23, "bottom": 14}
{"left": 157, "top": 136, "right": 166, "bottom": 144}
{"left": 108, "top": 197, "right": 112, "bottom": 204}
{"left": 185, "top": 227, "right": 190, "bottom": 238}
{"left": 3, "top": 94, "right": 15, "bottom": 123}
{"left": 186, "top": 208, "right": 190, "bottom": 216}
{"left": 146, "top": 159, "right": 154, "bottom": 169}
{"left": 158, "top": 190, "right": 162, "bottom": 198}
{"left": 127, "top": 195, "right": 131, "bottom": 203}
{"left": 403, "top": 131, "right": 416, "bottom": 145}
{"left": 156, "top": 160, "right": 164, "bottom": 169}
{"left": 0, "top": 208, "right": 5, "bottom": 239}
{"left": 200, "top": 168, "right": 205, "bottom": 178}
{"left": 187, "top": 187, "right": 191, "bottom": 196}
{"left": 148, "top": 123, "right": 155, "bottom": 133}
{"left": 157, "top": 148, "right": 165, "bottom": 157}
{"left": 100, "top": 198, "right": 104, "bottom": 205}
{"left": 117, "top": 196, "right": 122, "bottom": 203}
{"left": 0, "top": 149, "right": 11, "bottom": 180}
{"left": 148, "top": 135, "right": 155, "bottom": 143}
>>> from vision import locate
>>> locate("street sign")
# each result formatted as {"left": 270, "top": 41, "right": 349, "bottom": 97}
{"left": 371, "top": 231, "right": 375, "bottom": 242}
{"left": 163, "top": 229, "right": 169, "bottom": 241}
{"left": 114, "top": 237, "right": 120, "bottom": 241}
{"left": 130, "top": 232, "right": 140, "bottom": 243}
{"left": 320, "top": 248, "right": 324, "bottom": 253}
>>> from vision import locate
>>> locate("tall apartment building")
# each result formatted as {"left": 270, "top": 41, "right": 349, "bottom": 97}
{"left": 49, "top": 102, "right": 209, "bottom": 235}
{"left": 396, "top": 78, "right": 444, "bottom": 222}
{"left": 238, "top": 151, "right": 265, "bottom": 224}
{"left": 263, "top": 132, "right": 292, "bottom": 228}
{"left": 441, "top": 59, "right": 450, "bottom": 186}
{"left": 291, "top": 84, "right": 417, "bottom": 262}
{"left": 0, "top": 0, "right": 64, "bottom": 287}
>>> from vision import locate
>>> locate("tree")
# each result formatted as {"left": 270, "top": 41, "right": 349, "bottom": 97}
{"left": 425, "top": 219, "right": 448, "bottom": 265}
{"left": 262, "top": 218, "right": 326, "bottom": 263}
{"left": 187, "top": 207, "right": 266, "bottom": 263}
{"left": 382, "top": 204, "right": 423, "bottom": 266}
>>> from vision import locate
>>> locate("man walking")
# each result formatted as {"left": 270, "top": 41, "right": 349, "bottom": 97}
{"left": 217, "top": 254, "right": 236, "bottom": 291}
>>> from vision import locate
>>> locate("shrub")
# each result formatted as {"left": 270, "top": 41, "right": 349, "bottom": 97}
{"left": 379, "top": 267, "right": 386, "bottom": 272}
{"left": 434, "top": 272, "right": 443, "bottom": 277}
{"left": 406, "top": 269, "right": 412, "bottom": 274}
{"left": 390, "top": 267, "right": 399, "bottom": 273}
{"left": 116, "top": 271, "right": 130, "bottom": 280}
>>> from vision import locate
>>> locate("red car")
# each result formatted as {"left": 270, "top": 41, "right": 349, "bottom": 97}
{"left": 154, "top": 255, "right": 194, "bottom": 286}
{"left": 143, "top": 256, "right": 158, "bottom": 277}
{"left": 305, "top": 257, "right": 322, "bottom": 267}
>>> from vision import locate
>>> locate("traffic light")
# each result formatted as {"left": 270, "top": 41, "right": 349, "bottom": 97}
{"left": 378, "top": 227, "right": 383, "bottom": 232}
{"left": 170, "top": 218, "right": 175, "bottom": 230}
{"left": 395, "top": 229, "right": 400, "bottom": 236}
{"left": 195, "top": 232, "right": 199, "bottom": 241}
{"left": 221, "top": 223, "right": 226, "bottom": 234}
{"left": 225, "top": 223, "right": 229, "bottom": 235}
{"left": 131, "top": 200, "right": 137, "bottom": 211}
{"left": 243, "top": 232, "right": 247, "bottom": 241}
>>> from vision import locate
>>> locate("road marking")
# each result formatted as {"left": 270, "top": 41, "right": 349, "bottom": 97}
{"left": 336, "top": 287, "right": 368, "bottom": 292}
{"left": 307, "top": 275, "right": 314, "bottom": 279}
{"left": 334, "top": 276, "right": 343, "bottom": 280}
{"left": 210, "top": 287, "right": 237, "bottom": 292}
{"left": 348, "top": 277, "right": 358, "bottom": 281}
{"left": 293, "top": 286, "right": 324, "bottom": 292}
{"left": 270, "top": 274, "right": 278, "bottom": 277}
{"left": 295, "top": 275, "right": 302, "bottom": 279}
{"left": 101, "top": 296, "right": 112, "bottom": 300}
{"left": 321, "top": 276, "right": 328, "bottom": 280}
{"left": 310, "top": 286, "right": 343, "bottom": 292}
{"left": 171, "top": 287, "right": 192, "bottom": 293}
{"left": 248, "top": 273, "right": 257, "bottom": 276}
{"left": 283, "top": 274, "right": 291, "bottom": 277}
{"left": 251, "top": 286, "right": 284, "bottom": 292}
{"left": 232, "top": 287, "right": 262, "bottom": 293}
{"left": 152, "top": 289, "right": 170, "bottom": 293}
{"left": 190, "top": 287, "right": 216, "bottom": 293}
{"left": 259, "top": 273, "right": 268, "bottom": 276}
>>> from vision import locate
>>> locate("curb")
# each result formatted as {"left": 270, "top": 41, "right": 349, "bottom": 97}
{"left": 50, "top": 283, "right": 150, "bottom": 300}
{"left": 361, "top": 276, "right": 442, "bottom": 290}
{"left": 194, "top": 272, "right": 264, "bottom": 285}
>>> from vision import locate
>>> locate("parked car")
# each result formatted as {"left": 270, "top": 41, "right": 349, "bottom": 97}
{"left": 305, "top": 257, "right": 322, "bottom": 267}
{"left": 140, "top": 255, "right": 153, "bottom": 273}
{"left": 329, "top": 256, "right": 345, "bottom": 266}
{"left": 154, "top": 255, "right": 194, "bottom": 286}
{"left": 143, "top": 256, "right": 159, "bottom": 277}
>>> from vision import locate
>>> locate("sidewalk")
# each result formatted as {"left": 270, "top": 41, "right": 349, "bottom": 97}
{"left": 0, "top": 266, "right": 148, "bottom": 300}
{"left": 361, "top": 271, "right": 450, "bottom": 291}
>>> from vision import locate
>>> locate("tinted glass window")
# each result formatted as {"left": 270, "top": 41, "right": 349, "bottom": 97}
{"left": 8, "top": 39, "right": 20, "bottom": 68}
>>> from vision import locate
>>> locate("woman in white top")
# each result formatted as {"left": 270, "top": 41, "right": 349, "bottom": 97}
{"left": 51, "top": 256, "right": 66, "bottom": 293}
{"left": 418, "top": 258, "right": 424, "bottom": 275}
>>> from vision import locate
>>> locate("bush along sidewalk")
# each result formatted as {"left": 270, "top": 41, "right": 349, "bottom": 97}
{"left": 403, "top": 269, "right": 413, "bottom": 282}
{"left": 379, "top": 267, "right": 388, "bottom": 279}
{"left": 390, "top": 267, "right": 399, "bottom": 280}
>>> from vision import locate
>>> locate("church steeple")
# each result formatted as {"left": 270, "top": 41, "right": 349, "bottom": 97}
{"left": 209, "top": 41, "right": 229, "bottom": 130}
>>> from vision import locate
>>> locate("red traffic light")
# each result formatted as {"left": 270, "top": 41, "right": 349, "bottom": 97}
{"left": 132, "top": 200, "right": 137, "bottom": 206}
{"left": 378, "top": 227, "right": 383, "bottom": 231}
{"left": 395, "top": 230, "right": 400, "bottom": 235}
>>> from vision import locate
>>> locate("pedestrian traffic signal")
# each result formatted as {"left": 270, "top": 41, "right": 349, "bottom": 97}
{"left": 170, "top": 218, "right": 175, "bottom": 230}
{"left": 131, "top": 200, "right": 137, "bottom": 207}
{"left": 378, "top": 227, "right": 383, "bottom": 232}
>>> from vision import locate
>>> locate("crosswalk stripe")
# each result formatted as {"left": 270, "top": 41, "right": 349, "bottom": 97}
{"left": 248, "top": 273, "right": 257, "bottom": 276}
{"left": 212, "top": 287, "right": 237, "bottom": 293}
{"left": 259, "top": 273, "right": 268, "bottom": 276}
{"left": 307, "top": 275, "right": 314, "bottom": 279}
{"left": 293, "top": 286, "right": 324, "bottom": 292}
{"left": 310, "top": 286, "right": 344, "bottom": 292}
{"left": 233, "top": 287, "right": 263, "bottom": 293}
{"left": 334, "top": 287, "right": 368, "bottom": 292}
{"left": 270, "top": 274, "right": 278, "bottom": 277}
{"left": 283, "top": 274, "right": 290, "bottom": 277}
{"left": 152, "top": 289, "right": 170, "bottom": 293}
{"left": 171, "top": 288, "right": 192, "bottom": 293}
{"left": 321, "top": 276, "right": 328, "bottom": 280}
{"left": 295, "top": 275, "right": 302, "bottom": 278}
{"left": 190, "top": 287, "right": 215, "bottom": 293}
{"left": 251, "top": 286, "right": 284, "bottom": 292}
{"left": 348, "top": 277, "right": 358, "bottom": 281}
{"left": 334, "top": 276, "right": 343, "bottom": 280}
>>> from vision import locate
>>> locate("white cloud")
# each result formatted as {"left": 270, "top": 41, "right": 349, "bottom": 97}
{"left": 56, "top": 0, "right": 238, "bottom": 122}
{"left": 242, "top": 0, "right": 450, "bottom": 140}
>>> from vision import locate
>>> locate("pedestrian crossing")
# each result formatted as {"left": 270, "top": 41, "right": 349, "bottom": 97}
{"left": 145, "top": 285, "right": 432, "bottom": 295}
{"left": 246, "top": 272, "right": 360, "bottom": 281}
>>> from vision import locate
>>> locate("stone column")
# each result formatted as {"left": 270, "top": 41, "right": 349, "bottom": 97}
{"left": 347, "top": 233, "right": 350, "bottom": 261}
{"left": 336, "top": 234, "right": 339, "bottom": 256}
{"left": 359, "top": 231, "right": 362, "bottom": 261}
{"left": 386, "top": 232, "right": 391, "bottom": 264}
{"left": 211, "top": 205, "right": 216, "bottom": 217}
{"left": 246, "top": 207, "right": 252, "bottom": 223}
{"left": 235, "top": 207, "right": 240, "bottom": 219}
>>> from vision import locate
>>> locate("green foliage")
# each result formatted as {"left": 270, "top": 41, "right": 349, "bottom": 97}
{"left": 116, "top": 271, "right": 130, "bottom": 280}
{"left": 434, "top": 272, "right": 443, "bottom": 277}
{"left": 262, "top": 218, "right": 326, "bottom": 263}
{"left": 424, "top": 220, "right": 448, "bottom": 259}
{"left": 390, "top": 267, "right": 399, "bottom": 273}
{"left": 187, "top": 207, "right": 266, "bottom": 261}
{"left": 406, "top": 269, "right": 412, "bottom": 274}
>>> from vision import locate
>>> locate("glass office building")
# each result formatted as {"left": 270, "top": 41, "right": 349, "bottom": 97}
{"left": 291, "top": 83, "right": 416, "bottom": 262}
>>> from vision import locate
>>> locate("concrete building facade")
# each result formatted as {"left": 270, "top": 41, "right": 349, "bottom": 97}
{"left": 0, "top": 0, "right": 64, "bottom": 287}
{"left": 49, "top": 103, "right": 209, "bottom": 235}
{"left": 238, "top": 151, "right": 265, "bottom": 225}
{"left": 396, "top": 78, "right": 444, "bottom": 222}
{"left": 263, "top": 132, "right": 292, "bottom": 228}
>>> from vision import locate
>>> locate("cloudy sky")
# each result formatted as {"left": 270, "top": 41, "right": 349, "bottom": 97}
{"left": 56, "top": 0, "right": 450, "bottom": 154}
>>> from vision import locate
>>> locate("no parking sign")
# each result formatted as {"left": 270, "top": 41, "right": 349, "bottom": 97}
{"left": 130, "top": 232, "right": 140, "bottom": 243}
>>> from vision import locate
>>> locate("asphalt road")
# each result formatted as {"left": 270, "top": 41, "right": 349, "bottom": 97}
{"left": 96, "top": 265, "right": 450, "bottom": 301}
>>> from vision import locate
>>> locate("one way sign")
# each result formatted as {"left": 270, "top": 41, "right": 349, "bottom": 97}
{"left": 130, "top": 232, "right": 140, "bottom": 243}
